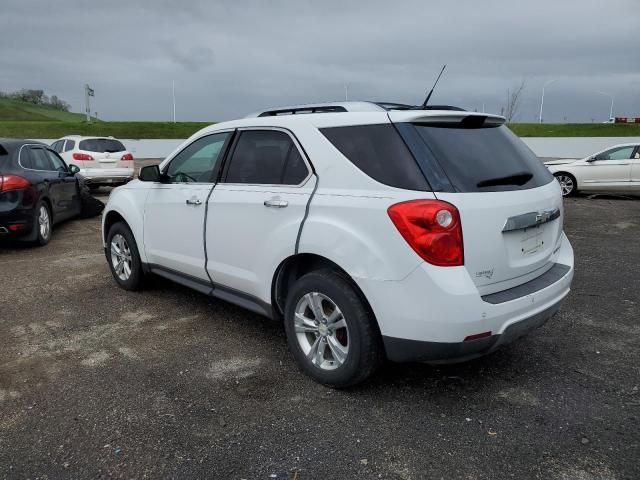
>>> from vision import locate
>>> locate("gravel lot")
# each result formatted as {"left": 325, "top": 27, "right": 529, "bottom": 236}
{"left": 0, "top": 193, "right": 638, "bottom": 479}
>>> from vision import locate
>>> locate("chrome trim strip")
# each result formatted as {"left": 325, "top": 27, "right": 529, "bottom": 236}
{"left": 502, "top": 208, "right": 560, "bottom": 232}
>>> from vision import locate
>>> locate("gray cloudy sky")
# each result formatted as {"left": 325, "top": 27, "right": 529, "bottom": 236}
{"left": 1, "top": 0, "right": 638, "bottom": 122}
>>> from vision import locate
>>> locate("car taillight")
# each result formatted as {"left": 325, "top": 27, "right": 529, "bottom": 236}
{"left": 0, "top": 174, "right": 31, "bottom": 192}
{"left": 120, "top": 153, "right": 134, "bottom": 161}
{"left": 387, "top": 199, "right": 464, "bottom": 267}
{"left": 72, "top": 152, "right": 94, "bottom": 161}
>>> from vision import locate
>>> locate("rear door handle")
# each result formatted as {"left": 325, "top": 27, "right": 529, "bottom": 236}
{"left": 186, "top": 198, "right": 202, "bottom": 206}
{"left": 264, "top": 199, "right": 288, "bottom": 208}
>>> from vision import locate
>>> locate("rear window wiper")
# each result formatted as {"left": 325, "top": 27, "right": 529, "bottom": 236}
{"left": 477, "top": 172, "right": 533, "bottom": 188}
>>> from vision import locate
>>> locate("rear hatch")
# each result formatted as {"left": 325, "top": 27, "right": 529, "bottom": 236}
{"left": 78, "top": 138, "right": 132, "bottom": 170}
{"left": 389, "top": 112, "right": 562, "bottom": 294}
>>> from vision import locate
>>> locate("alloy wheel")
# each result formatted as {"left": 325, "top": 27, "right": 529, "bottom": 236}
{"left": 110, "top": 234, "right": 133, "bottom": 281}
{"left": 556, "top": 175, "right": 574, "bottom": 196}
{"left": 294, "top": 292, "right": 350, "bottom": 371}
{"left": 38, "top": 205, "right": 50, "bottom": 240}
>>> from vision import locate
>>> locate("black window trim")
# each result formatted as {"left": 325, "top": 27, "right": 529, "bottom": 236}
{"left": 219, "top": 126, "right": 313, "bottom": 188}
{"left": 160, "top": 130, "right": 236, "bottom": 184}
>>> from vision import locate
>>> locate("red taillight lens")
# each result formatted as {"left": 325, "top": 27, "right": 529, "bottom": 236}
{"left": 120, "top": 153, "right": 134, "bottom": 161}
{"left": 387, "top": 199, "right": 464, "bottom": 267}
{"left": 0, "top": 174, "right": 31, "bottom": 192}
{"left": 72, "top": 152, "right": 94, "bottom": 161}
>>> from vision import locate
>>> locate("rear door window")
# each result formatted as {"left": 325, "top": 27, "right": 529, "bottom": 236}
{"left": 224, "top": 130, "right": 309, "bottom": 185}
{"left": 79, "top": 138, "right": 126, "bottom": 153}
{"left": 28, "top": 147, "right": 55, "bottom": 171}
{"left": 51, "top": 141, "right": 63, "bottom": 153}
{"left": 64, "top": 140, "right": 75, "bottom": 152}
{"left": 320, "top": 124, "right": 430, "bottom": 191}
{"left": 411, "top": 123, "right": 553, "bottom": 192}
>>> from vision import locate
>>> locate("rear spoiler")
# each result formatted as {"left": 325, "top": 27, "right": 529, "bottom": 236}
{"left": 388, "top": 111, "right": 506, "bottom": 127}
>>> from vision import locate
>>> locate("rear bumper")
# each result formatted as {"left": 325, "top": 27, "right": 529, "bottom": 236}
{"left": 356, "top": 232, "right": 574, "bottom": 363}
{"left": 79, "top": 167, "right": 134, "bottom": 185}
{"left": 383, "top": 300, "right": 561, "bottom": 363}
{"left": 0, "top": 191, "right": 36, "bottom": 238}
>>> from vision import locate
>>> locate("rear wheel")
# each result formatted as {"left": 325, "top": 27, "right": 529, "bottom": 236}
{"left": 34, "top": 201, "right": 52, "bottom": 246}
{"left": 554, "top": 172, "right": 577, "bottom": 196}
{"left": 106, "top": 222, "right": 145, "bottom": 290}
{"left": 284, "top": 269, "right": 383, "bottom": 388}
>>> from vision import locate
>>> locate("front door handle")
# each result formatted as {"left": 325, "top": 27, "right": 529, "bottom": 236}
{"left": 186, "top": 198, "right": 202, "bottom": 206}
{"left": 264, "top": 199, "right": 288, "bottom": 208}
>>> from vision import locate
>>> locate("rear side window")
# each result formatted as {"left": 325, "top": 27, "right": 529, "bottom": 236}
{"left": 64, "top": 140, "right": 75, "bottom": 152}
{"left": 51, "top": 140, "right": 63, "bottom": 153}
{"left": 320, "top": 124, "right": 430, "bottom": 191}
{"left": 79, "top": 138, "right": 126, "bottom": 153}
{"left": 412, "top": 124, "right": 553, "bottom": 192}
{"left": 224, "top": 130, "right": 309, "bottom": 185}
{"left": 26, "top": 147, "right": 54, "bottom": 171}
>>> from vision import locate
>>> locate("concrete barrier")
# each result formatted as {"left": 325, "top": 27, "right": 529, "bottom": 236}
{"left": 37, "top": 136, "right": 640, "bottom": 160}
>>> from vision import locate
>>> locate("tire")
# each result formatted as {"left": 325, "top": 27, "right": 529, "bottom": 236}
{"left": 106, "top": 222, "right": 145, "bottom": 290}
{"left": 554, "top": 172, "right": 577, "bottom": 197}
{"left": 283, "top": 269, "right": 383, "bottom": 388}
{"left": 33, "top": 200, "right": 52, "bottom": 246}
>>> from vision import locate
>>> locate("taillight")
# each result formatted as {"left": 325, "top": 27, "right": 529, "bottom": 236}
{"left": 73, "top": 152, "right": 94, "bottom": 161}
{"left": 0, "top": 174, "right": 31, "bottom": 192}
{"left": 387, "top": 199, "right": 464, "bottom": 267}
{"left": 120, "top": 153, "right": 134, "bottom": 161}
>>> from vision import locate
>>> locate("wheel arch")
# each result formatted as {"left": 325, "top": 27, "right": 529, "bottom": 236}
{"left": 103, "top": 210, "right": 128, "bottom": 243}
{"left": 271, "top": 253, "right": 378, "bottom": 326}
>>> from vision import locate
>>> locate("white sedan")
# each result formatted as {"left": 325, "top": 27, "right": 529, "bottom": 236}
{"left": 545, "top": 143, "right": 640, "bottom": 196}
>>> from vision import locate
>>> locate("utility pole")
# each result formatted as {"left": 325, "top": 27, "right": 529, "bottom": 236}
{"left": 596, "top": 91, "right": 614, "bottom": 121}
{"left": 539, "top": 79, "right": 556, "bottom": 124}
{"left": 344, "top": 84, "right": 348, "bottom": 101}
{"left": 85, "top": 84, "right": 94, "bottom": 122}
{"left": 172, "top": 80, "right": 176, "bottom": 123}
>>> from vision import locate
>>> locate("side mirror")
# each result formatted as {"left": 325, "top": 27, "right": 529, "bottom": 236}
{"left": 139, "top": 164, "right": 163, "bottom": 182}
{"left": 68, "top": 164, "right": 81, "bottom": 175}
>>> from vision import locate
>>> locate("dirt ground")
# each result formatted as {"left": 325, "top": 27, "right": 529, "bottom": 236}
{"left": 0, "top": 193, "right": 638, "bottom": 479}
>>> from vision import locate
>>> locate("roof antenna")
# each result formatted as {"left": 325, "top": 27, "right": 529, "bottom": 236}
{"left": 421, "top": 64, "right": 446, "bottom": 108}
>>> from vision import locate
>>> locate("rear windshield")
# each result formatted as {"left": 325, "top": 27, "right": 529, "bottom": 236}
{"left": 320, "top": 124, "right": 430, "bottom": 191}
{"left": 411, "top": 123, "right": 553, "bottom": 192}
{"left": 79, "top": 138, "right": 126, "bottom": 153}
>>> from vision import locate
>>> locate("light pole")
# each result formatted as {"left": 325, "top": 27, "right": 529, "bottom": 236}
{"left": 172, "top": 80, "right": 176, "bottom": 123}
{"left": 596, "top": 91, "right": 614, "bottom": 121}
{"left": 539, "top": 79, "right": 556, "bottom": 123}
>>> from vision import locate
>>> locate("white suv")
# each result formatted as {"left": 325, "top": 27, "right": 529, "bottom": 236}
{"left": 102, "top": 102, "right": 574, "bottom": 387}
{"left": 51, "top": 136, "right": 134, "bottom": 189}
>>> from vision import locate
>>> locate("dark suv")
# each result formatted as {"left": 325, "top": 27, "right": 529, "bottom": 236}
{"left": 0, "top": 139, "right": 81, "bottom": 245}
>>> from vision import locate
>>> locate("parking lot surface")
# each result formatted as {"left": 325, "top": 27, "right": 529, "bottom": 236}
{"left": 0, "top": 194, "right": 638, "bottom": 479}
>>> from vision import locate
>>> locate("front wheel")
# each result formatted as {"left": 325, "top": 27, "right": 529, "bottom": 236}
{"left": 106, "top": 222, "right": 145, "bottom": 290}
{"left": 284, "top": 269, "right": 383, "bottom": 388}
{"left": 554, "top": 173, "right": 577, "bottom": 197}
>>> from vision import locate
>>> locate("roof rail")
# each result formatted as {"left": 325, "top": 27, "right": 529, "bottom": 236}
{"left": 258, "top": 105, "right": 348, "bottom": 117}
{"left": 246, "top": 101, "right": 465, "bottom": 118}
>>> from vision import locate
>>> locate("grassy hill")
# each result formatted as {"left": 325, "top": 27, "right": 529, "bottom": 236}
{"left": 0, "top": 121, "right": 212, "bottom": 139}
{"left": 508, "top": 123, "right": 640, "bottom": 137}
{"left": 0, "top": 97, "right": 92, "bottom": 122}
{"left": 0, "top": 98, "right": 638, "bottom": 139}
